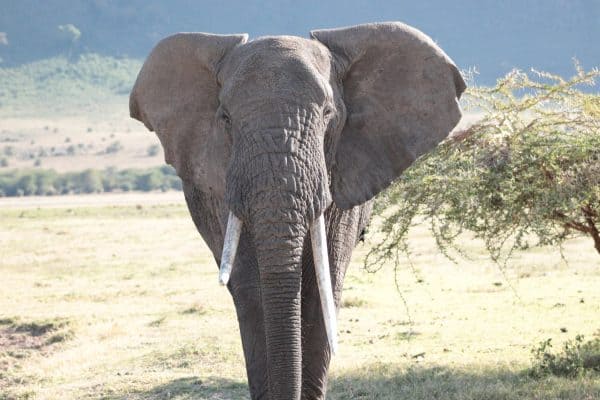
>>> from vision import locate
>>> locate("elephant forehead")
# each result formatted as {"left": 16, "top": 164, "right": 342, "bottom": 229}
{"left": 226, "top": 36, "right": 330, "bottom": 71}
{"left": 219, "top": 36, "right": 333, "bottom": 101}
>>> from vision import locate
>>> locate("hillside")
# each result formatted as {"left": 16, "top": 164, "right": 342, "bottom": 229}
{"left": 0, "top": 54, "right": 160, "bottom": 177}
{"left": 1, "top": 0, "right": 599, "bottom": 84}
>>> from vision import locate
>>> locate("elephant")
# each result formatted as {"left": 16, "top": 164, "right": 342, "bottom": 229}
{"left": 129, "top": 21, "right": 465, "bottom": 400}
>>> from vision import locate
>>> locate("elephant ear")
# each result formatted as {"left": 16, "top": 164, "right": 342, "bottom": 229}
{"left": 130, "top": 32, "right": 247, "bottom": 197}
{"left": 311, "top": 22, "right": 465, "bottom": 209}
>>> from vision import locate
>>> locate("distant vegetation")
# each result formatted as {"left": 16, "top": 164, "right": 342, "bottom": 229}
{"left": 0, "top": 54, "right": 141, "bottom": 116}
{"left": 147, "top": 144, "right": 160, "bottom": 157}
{"left": 0, "top": 166, "right": 181, "bottom": 197}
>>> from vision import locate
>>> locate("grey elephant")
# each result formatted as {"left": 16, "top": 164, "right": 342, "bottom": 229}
{"left": 130, "top": 22, "right": 464, "bottom": 400}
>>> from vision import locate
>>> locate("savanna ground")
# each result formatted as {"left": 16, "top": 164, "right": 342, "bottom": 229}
{"left": 1, "top": 193, "right": 599, "bottom": 400}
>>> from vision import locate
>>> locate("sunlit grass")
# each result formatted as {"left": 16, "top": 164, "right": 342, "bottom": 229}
{"left": 0, "top": 196, "right": 598, "bottom": 399}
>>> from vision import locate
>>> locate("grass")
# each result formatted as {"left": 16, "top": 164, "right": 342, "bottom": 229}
{"left": 0, "top": 195, "right": 599, "bottom": 399}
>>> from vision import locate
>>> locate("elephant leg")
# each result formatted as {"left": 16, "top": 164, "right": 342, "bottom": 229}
{"left": 228, "top": 236, "right": 269, "bottom": 400}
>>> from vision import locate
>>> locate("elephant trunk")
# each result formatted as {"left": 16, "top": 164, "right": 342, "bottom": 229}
{"left": 252, "top": 210, "right": 304, "bottom": 399}
{"left": 220, "top": 207, "right": 338, "bottom": 399}
{"left": 224, "top": 107, "right": 332, "bottom": 399}
{"left": 246, "top": 163, "right": 314, "bottom": 399}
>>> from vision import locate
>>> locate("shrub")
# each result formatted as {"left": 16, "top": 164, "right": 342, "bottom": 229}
{"left": 101, "top": 167, "right": 117, "bottom": 192}
{"left": 105, "top": 141, "right": 123, "bottom": 154}
{"left": 35, "top": 170, "right": 58, "bottom": 195}
{"left": 16, "top": 174, "right": 37, "bottom": 196}
{"left": 166, "top": 175, "right": 182, "bottom": 191}
{"left": 135, "top": 170, "right": 163, "bottom": 191}
{"left": 147, "top": 144, "right": 160, "bottom": 157}
{"left": 79, "top": 169, "right": 103, "bottom": 193}
{"left": 159, "top": 165, "right": 177, "bottom": 176}
{"left": 530, "top": 334, "right": 600, "bottom": 378}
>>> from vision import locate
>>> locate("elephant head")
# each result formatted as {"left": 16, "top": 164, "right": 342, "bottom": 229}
{"left": 130, "top": 22, "right": 464, "bottom": 400}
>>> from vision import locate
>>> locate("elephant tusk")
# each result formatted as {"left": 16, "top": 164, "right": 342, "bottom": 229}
{"left": 219, "top": 211, "right": 243, "bottom": 286}
{"left": 310, "top": 214, "right": 338, "bottom": 355}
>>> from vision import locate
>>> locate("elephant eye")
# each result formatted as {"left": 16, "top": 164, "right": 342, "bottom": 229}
{"left": 323, "top": 106, "right": 333, "bottom": 118}
{"left": 218, "top": 107, "right": 232, "bottom": 126}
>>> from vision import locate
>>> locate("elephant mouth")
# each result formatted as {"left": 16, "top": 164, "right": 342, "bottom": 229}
{"left": 218, "top": 210, "right": 338, "bottom": 355}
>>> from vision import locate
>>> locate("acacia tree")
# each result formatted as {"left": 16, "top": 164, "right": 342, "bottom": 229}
{"left": 368, "top": 66, "right": 600, "bottom": 269}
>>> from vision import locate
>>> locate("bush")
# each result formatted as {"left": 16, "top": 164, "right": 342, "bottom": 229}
{"left": 79, "top": 169, "right": 103, "bottom": 193}
{"left": 35, "top": 170, "right": 58, "bottom": 195}
{"left": 368, "top": 66, "right": 600, "bottom": 270}
{"left": 147, "top": 144, "right": 160, "bottom": 157}
{"left": 101, "top": 167, "right": 117, "bottom": 192}
{"left": 105, "top": 141, "right": 123, "bottom": 154}
{"left": 530, "top": 334, "right": 600, "bottom": 378}
{"left": 136, "top": 170, "right": 164, "bottom": 191}
{"left": 16, "top": 174, "right": 37, "bottom": 196}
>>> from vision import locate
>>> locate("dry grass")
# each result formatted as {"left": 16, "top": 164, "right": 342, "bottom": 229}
{"left": 0, "top": 194, "right": 599, "bottom": 399}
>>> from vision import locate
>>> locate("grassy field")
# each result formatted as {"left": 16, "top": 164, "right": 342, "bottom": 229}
{"left": 0, "top": 193, "right": 598, "bottom": 399}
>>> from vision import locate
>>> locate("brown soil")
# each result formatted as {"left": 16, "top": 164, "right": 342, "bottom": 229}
{"left": 0, "top": 321, "right": 71, "bottom": 389}
{"left": 0, "top": 326, "right": 50, "bottom": 351}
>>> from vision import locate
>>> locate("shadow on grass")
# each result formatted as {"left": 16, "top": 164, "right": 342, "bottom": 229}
{"left": 107, "top": 365, "right": 599, "bottom": 400}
